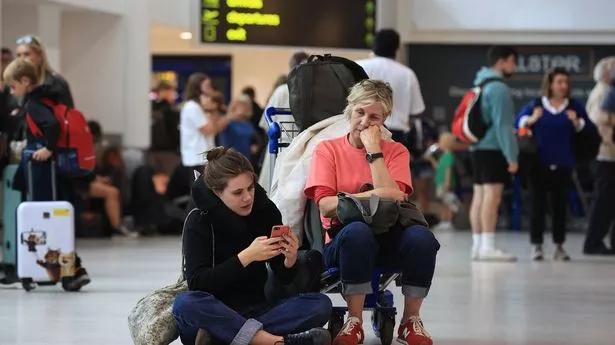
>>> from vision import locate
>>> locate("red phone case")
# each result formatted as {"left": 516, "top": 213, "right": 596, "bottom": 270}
{"left": 271, "top": 225, "right": 290, "bottom": 238}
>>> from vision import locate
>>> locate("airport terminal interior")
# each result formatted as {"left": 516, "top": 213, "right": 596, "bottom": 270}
{"left": 1, "top": 0, "right": 615, "bottom": 344}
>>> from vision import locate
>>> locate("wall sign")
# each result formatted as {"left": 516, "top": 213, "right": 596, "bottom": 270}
{"left": 406, "top": 44, "right": 615, "bottom": 126}
{"left": 200, "top": 0, "right": 377, "bottom": 49}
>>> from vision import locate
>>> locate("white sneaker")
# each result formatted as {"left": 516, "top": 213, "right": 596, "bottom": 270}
{"left": 471, "top": 247, "right": 480, "bottom": 260}
{"left": 532, "top": 245, "right": 544, "bottom": 261}
{"left": 433, "top": 221, "right": 454, "bottom": 232}
{"left": 476, "top": 248, "right": 517, "bottom": 262}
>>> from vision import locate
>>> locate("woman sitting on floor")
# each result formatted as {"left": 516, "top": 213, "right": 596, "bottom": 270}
{"left": 172, "top": 147, "right": 332, "bottom": 345}
{"left": 304, "top": 80, "right": 440, "bottom": 345}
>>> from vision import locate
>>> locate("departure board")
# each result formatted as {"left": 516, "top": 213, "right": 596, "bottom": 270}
{"left": 199, "top": 0, "right": 377, "bottom": 49}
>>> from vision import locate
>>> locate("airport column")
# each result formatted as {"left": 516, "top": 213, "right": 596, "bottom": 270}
{"left": 37, "top": 4, "right": 62, "bottom": 72}
{"left": 122, "top": 0, "right": 151, "bottom": 148}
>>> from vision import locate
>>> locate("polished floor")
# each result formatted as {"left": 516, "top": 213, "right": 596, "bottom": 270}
{"left": 1, "top": 232, "right": 614, "bottom": 345}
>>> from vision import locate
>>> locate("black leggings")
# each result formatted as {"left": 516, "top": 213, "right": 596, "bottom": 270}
{"left": 530, "top": 164, "right": 572, "bottom": 245}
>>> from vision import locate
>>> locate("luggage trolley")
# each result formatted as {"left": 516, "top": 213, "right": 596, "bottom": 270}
{"left": 265, "top": 107, "right": 399, "bottom": 345}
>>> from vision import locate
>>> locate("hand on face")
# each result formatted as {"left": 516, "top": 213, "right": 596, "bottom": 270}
{"left": 359, "top": 125, "right": 382, "bottom": 152}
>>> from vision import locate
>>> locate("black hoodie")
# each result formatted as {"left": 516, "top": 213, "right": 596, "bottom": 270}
{"left": 23, "top": 84, "right": 61, "bottom": 151}
{"left": 184, "top": 177, "right": 297, "bottom": 309}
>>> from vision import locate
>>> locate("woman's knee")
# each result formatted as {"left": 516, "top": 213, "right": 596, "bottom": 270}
{"left": 402, "top": 226, "right": 440, "bottom": 254}
{"left": 339, "top": 222, "right": 376, "bottom": 247}
{"left": 172, "top": 291, "right": 213, "bottom": 316}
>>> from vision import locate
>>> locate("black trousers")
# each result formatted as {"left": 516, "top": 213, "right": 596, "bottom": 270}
{"left": 530, "top": 164, "right": 572, "bottom": 245}
{"left": 584, "top": 161, "right": 615, "bottom": 250}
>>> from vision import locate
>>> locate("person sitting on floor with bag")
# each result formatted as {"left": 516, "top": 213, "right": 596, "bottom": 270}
{"left": 172, "top": 147, "right": 333, "bottom": 345}
{"left": 304, "top": 80, "right": 440, "bottom": 345}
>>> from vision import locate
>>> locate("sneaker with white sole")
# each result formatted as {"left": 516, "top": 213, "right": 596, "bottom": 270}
{"left": 332, "top": 317, "right": 364, "bottom": 345}
{"left": 471, "top": 247, "right": 480, "bottom": 261}
{"left": 532, "top": 245, "right": 544, "bottom": 261}
{"left": 397, "top": 316, "right": 433, "bottom": 345}
{"left": 554, "top": 246, "right": 571, "bottom": 261}
{"left": 432, "top": 221, "right": 454, "bottom": 232}
{"left": 476, "top": 248, "right": 517, "bottom": 262}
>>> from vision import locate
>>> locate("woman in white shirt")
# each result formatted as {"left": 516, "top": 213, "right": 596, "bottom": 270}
{"left": 167, "top": 73, "right": 230, "bottom": 200}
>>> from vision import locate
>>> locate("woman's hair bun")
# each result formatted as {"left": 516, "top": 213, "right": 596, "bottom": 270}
{"left": 205, "top": 146, "right": 229, "bottom": 162}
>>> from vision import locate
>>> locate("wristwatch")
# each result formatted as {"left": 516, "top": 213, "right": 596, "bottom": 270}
{"left": 366, "top": 152, "right": 384, "bottom": 163}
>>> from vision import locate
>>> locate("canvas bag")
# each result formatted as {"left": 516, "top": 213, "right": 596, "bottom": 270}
{"left": 127, "top": 208, "right": 210, "bottom": 345}
{"left": 335, "top": 192, "right": 428, "bottom": 238}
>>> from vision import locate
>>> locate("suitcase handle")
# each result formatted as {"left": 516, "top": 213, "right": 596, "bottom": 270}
{"left": 26, "top": 158, "right": 57, "bottom": 202}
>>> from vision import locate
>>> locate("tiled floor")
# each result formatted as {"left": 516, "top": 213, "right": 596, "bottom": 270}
{"left": 1, "top": 232, "right": 614, "bottom": 345}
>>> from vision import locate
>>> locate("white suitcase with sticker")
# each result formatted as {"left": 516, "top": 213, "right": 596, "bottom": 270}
{"left": 16, "top": 201, "right": 76, "bottom": 291}
{"left": 16, "top": 158, "right": 77, "bottom": 291}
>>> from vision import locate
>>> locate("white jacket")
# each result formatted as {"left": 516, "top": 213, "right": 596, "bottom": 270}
{"left": 269, "top": 115, "right": 392, "bottom": 243}
{"left": 257, "top": 84, "right": 293, "bottom": 192}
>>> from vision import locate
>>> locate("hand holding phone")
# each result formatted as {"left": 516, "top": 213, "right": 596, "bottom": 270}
{"left": 271, "top": 225, "right": 290, "bottom": 238}
{"left": 271, "top": 226, "right": 299, "bottom": 268}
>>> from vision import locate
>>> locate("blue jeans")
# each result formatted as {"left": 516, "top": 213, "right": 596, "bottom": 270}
{"left": 324, "top": 222, "right": 440, "bottom": 298}
{"left": 172, "top": 292, "right": 332, "bottom": 345}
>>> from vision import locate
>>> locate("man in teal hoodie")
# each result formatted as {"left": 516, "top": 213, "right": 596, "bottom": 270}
{"left": 470, "top": 46, "right": 519, "bottom": 262}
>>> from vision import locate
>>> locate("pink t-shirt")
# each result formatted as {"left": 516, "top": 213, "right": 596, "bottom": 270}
{"left": 304, "top": 135, "right": 413, "bottom": 240}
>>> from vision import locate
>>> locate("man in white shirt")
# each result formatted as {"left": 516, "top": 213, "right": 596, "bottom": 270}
{"left": 356, "top": 29, "right": 425, "bottom": 144}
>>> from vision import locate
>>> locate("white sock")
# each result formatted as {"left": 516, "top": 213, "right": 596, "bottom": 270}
{"left": 481, "top": 233, "right": 496, "bottom": 251}
{"left": 472, "top": 233, "right": 481, "bottom": 251}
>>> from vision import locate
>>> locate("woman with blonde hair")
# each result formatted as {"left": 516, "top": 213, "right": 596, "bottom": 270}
{"left": 15, "top": 35, "right": 73, "bottom": 107}
{"left": 584, "top": 56, "right": 615, "bottom": 255}
{"left": 304, "top": 80, "right": 439, "bottom": 345}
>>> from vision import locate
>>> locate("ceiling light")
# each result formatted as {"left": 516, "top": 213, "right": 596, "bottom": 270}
{"left": 179, "top": 32, "right": 193, "bottom": 40}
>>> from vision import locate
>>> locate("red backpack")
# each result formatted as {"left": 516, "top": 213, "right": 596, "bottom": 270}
{"left": 451, "top": 78, "right": 500, "bottom": 144}
{"left": 26, "top": 99, "right": 95, "bottom": 176}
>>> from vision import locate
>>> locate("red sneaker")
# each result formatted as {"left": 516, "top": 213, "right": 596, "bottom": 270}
{"left": 332, "top": 317, "right": 364, "bottom": 345}
{"left": 397, "top": 316, "right": 432, "bottom": 345}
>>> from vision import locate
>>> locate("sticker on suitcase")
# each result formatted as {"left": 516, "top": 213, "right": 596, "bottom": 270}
{"left": 17, "top": 201, "right": 76, "bottom": 283}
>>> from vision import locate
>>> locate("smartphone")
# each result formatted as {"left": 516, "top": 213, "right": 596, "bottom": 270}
{"left": 271, "top": 225, "right": 290, "bottom": 238}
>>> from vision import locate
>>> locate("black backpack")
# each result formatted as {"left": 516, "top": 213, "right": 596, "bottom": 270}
{"left": 288, "top": 54, "right": 369, "bottom": 130}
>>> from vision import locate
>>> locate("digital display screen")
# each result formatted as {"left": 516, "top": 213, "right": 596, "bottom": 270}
{"left": 200, "top": 0, "right": 377, "bottom": 49}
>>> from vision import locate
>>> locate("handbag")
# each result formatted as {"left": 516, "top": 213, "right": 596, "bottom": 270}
{"left": 336, "top": 192, "right": 428, "bottom": 236}
{"left": 127, "top": 209, "right": 209, "bottom": 345}
{"left": 517, "top": 129, "right": 538, "bottom": 155}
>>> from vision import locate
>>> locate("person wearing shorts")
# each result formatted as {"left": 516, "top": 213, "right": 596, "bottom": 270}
{"left": 469, "top": 46, "right": 520, "bottom": 262}
{"left": 431, "top": 133, "right": 461, "bottom": 231}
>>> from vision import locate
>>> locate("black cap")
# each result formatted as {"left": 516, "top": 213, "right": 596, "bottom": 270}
{"left": 373, "top": 29, "right": 400, "bottom": 59}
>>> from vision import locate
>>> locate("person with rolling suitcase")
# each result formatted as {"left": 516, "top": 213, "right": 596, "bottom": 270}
{"left": 2, "top": 58, "right": 91, "bottom": 291}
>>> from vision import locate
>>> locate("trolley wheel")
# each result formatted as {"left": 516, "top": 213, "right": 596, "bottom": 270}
{"left": 378, "top": 314, "right": 395, "bottom": 345}
{"left": 61, "top": 277, "right": 80, "bottom": 292}
{"left": 328, "top": 311, "right": 345, "bottom": 338}
{"left": 21, "top": 278, "right": 36, "bottom": 292}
